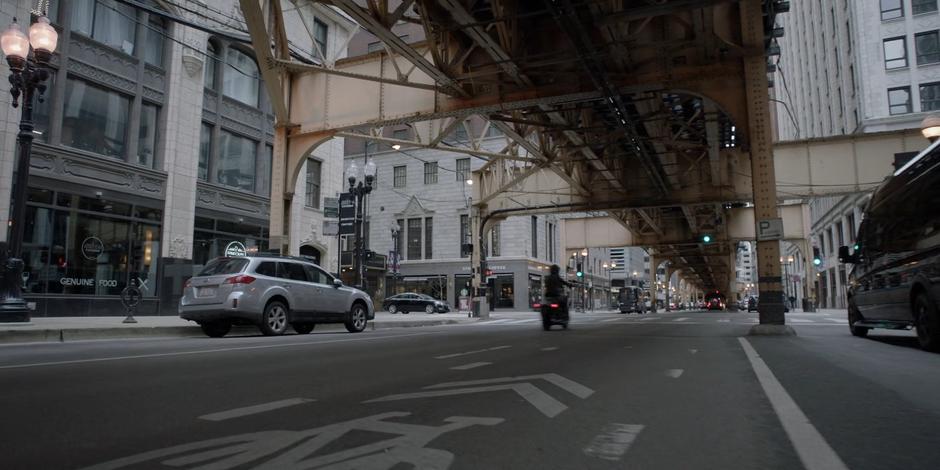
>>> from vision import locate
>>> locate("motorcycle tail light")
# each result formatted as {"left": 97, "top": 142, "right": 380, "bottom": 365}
{"left": 532, "top": 303, "right": 541, "bottom": 308}
{"left": 549, "top": 303, "right": 560, "bottom": 308}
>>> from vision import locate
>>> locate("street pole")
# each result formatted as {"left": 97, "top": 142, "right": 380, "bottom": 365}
{"left": 0, "top": 16, "right": 57, "bottom": 323}
{"left": 346, "top": 161, "right": 375, "bottom": 290}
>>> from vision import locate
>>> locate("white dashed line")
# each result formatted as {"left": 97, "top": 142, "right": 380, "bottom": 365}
{"left": 541, "top": 347, "right": 559, "bottom": 351}
{"left": 435, "top": 345, "right": 512, "bottom": 360}
{"left": 675, "top": 317, "right": 691, "bottom": 322}
{"left": 718, "top": 319, "right": 731, "bottom": 323}
{"left": 689, "top": 349, "right": 698, "bottom": 355}
{"left": 789, "top": 319, "right": 815, "bottom": 323}
{"left": 640, "top": 317, "right": 657, "bottom": 321}
{"left": 738, "top": 338, "right": 849, "bottom": 470}
{"left": 601, "top": 318, "right": 622, "bottom": 323}
{"left": 583, "top": 423, "right": 645, "bottom": 461}
{"left": 664, "top": 369, "right": 684, "bottom": 378}
{"left": 199, "top": 398, "right": 315, "bottom": 422}
{"left": 450, "top": 362, "right": 492, "bottom": 370}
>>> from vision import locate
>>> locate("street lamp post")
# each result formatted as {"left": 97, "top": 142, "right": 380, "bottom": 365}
{"left": 0, "top": 16, "right": 57, "bottom": 322}
{"left": 346, "top": 160, "right": 376, "bottom": 290}
{"left": 389, "top": 220, "right": 400, "bottom": 295}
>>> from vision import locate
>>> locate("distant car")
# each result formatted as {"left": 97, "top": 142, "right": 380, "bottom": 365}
{"left": 383, "top": 293, "right": 449, "bottom": 314}
{"left": 180, "top": 256, "right": 374, "bottom": 337}
{"left": 841, "top": 141, "right": 940, "bottom": 351}
{"left": 706, "top": 298, "right": 724, "bottom": 310}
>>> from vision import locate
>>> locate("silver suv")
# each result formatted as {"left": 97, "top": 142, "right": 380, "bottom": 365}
{"left": 179, "top": 256, "right": 374, "bottom": 337}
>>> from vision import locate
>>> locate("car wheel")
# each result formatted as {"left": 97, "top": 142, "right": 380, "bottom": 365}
{"left": 345, "top": 302, "right": 368, "bottom": 333}
{"left": 425, "top": 304, "right": 434, "bottom": 314}
{"left": 848, "top": 303, "right": 869, "bottom": 338}
{"left": 388, "top": 304, "right": 398, "bottom": 314}
{"left": 292, "top": 323, "right": 315, "bottom": 335}
{"left": 914, "top": 293, "right": 940, "bottom": 352}
{"left": 200, "top": 321, "right": 231, "bottom": 338}
{"left": 260, "top": 301, "right": 289, "bottom": 336}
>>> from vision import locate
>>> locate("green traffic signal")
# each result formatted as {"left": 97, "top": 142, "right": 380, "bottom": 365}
{"left": 701, "top": 234, "right": 712, "bottom": 243}
{"left": 576, "top": 271, "right": 583, "bottom": 277}
{"left": 813, "top": 258, "right": 822, "bottom": 266}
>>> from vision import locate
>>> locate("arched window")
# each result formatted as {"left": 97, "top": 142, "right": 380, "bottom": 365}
{"left": 223, "top": 48, "right": 260, "bottom": 106}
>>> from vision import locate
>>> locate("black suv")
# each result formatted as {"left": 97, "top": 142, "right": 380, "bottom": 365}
{"left": 839, "top": 141, "right": 940, "bottom": 351}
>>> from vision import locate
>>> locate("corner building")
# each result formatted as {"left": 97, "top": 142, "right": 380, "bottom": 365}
{"left": 0, "top": 1, "right": 353, "bottom": 315}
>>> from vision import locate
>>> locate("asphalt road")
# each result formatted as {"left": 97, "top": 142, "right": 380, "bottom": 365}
{"left": 1, "top": 310, "right": 939, "bottom": 469}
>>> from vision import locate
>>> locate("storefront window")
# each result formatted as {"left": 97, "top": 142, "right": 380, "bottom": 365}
{"left": 398, "top": 276, "right": 447, "bottom": 300}
{"left": 137, "top": 103, "right": 158, "bottom": 167}
{"left": 528, "top": 274, "right": 542, "bottom": 306}
{"left": 21, "top": 189, "right": 163, "bottom": 298}
{"left": 192, "top": 216, "right": 268, "bottom": 268}
{"left": 223, "top": 48, "right": 260, "bottom": 106}
{"left": 62, "top": 78, "right": 131, "bottom": 159}
{"left": 489, "top": 274, "right": 515, "bottom": 309}
{"left": 218, "top": 130, "right": 257, "bottom": 192}
{"left": 454, "top": 274, "right": 472, "bottom": 308}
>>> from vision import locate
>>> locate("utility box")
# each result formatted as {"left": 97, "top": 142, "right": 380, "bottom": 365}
{"left": 471, "top": 297, "right": 489, "bottom": 318}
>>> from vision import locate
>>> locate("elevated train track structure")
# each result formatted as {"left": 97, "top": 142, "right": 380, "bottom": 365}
{"left": 239, "top": 0, "right": 924, "bottom": 326}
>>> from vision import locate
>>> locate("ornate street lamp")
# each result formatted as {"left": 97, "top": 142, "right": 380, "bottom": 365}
{"left": 347, "top": 160, "right": 376, "bottom": 289}
{"left": 0, "top": 15, "right": 57, "bottom": 322}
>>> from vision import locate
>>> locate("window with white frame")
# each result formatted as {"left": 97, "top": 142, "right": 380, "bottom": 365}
{"left": 305, "top": 159, "right": 322, "bottom": 208}
{"left": 394, "top": 165, "right": 407, "bottom": 188}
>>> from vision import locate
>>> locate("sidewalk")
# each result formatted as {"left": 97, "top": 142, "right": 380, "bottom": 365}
{"left": 0, "top": 311, "right": 476, "bottom": 345}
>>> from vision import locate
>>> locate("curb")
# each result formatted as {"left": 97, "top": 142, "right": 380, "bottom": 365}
{"left": 0, "top": 319, "right": 466, "bottom": 344}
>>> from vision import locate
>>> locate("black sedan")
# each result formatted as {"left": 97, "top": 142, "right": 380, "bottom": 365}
{"left": 382, "top": 293, "right": 450, "bottom": 314}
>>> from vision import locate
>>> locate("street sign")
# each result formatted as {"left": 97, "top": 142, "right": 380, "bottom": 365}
{"left": 756, "top": 218, "right": 783, "bottom": 241}
{"left": 339, "top": 219, "right": 355, "bottom": 236}
{"left": 322, "top": 220, "right": 339, "bottom": 236}
{"left": 339, "top": 192, "right": 356, "bottom": 219}
{"left": 323, "top": 197, "right": 339, "bottom": 218}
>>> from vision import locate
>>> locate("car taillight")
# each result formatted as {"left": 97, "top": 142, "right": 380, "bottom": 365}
{"left": 532, "top": 303, "right": 541, "bottom": 308}
{"left": 549, "top": 303, "right": 560, "bottom": 308}
{"left": 224, "top": 275, "right": 256, "bottom": 285}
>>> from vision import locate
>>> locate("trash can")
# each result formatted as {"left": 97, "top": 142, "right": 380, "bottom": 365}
{"left": 471, "top": 297, "right": 489, "bottom": 318}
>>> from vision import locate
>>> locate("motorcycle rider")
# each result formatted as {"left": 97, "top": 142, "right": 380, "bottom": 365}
{"left": 543, "top": 264, "right": 571, "bottom": 315}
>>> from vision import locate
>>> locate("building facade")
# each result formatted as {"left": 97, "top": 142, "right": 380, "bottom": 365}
{"left": 772, "top": 0, "right": 940, "bottom": 309}
{"left": 0, "top": 0, "right": 353, "bottom": 315}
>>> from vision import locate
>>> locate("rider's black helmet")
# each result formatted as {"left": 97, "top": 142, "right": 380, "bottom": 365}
{"left": 549, "top": 264, "right": 560, "bottom": 275}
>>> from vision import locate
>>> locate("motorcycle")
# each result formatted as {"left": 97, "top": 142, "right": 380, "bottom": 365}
{"left": 540, "top": 295, "right": 569, "bottom": 330}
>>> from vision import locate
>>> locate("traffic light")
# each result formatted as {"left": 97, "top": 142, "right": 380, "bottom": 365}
{"left": 576, "top": 270, "right": 583, "bottom": 278}
{"left": 812, "top": 247, "right": 822, "bottom": 266}
{"left": 701, "top": 234, "right": 712, "bottom": 244}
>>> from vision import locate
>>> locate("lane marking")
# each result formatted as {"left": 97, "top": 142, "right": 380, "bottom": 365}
{"left": 640, "top": 317, "right": 657, "bottom": 321}
{"left": 689, "top": 349, "right": 698, "bottom": 355}
{"left": 789, "top": 319, "right": 815, "bottom": 323}
{"left": 434, "top": 345, "right": 511, "bottom": 360}
{"left": 0, "top": 332, "right": 433, "bottom": 371}
{"left": 541, "top": 347, "right": 559, "bottom": 351}
{"left": 718, "top": 319, "right": 731, "bottom": 323}
{"left": 368, "top": 383, "right": 568, "bottom": 417}
{"left": 675, "top": 317, "right": 691, "bottom": 322}
{"left": 198, "top": 397, "right": 315, "bottom": 422}
{"left": 583, "top": 423, "right": 645, "bottom": 461}
{"left": 664, "top": 369, "right": 684, "bottom": 378}
{"left": 738, "top": 338, "right": 849, "bottom": 470}
{"left": 450, "top": 362, "right": 492, "bottom": 370}
{"left": 427, "top": 373, "right": 595, "bottom": 398}
{"left": 825, "top": 318, "right": 846, "bottom": 323}
{"left": 601, "top": 318, "right": 622, "bottom": 323}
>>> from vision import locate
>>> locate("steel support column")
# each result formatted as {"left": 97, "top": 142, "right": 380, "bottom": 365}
{"left": 741, "top": 0, "right": 784, "bottom": 325}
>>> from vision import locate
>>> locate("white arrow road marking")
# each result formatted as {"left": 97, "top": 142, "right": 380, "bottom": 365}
{"left": 199, "top": 398, "right": 315, "bottom": 422}
{"left": 664, "top": 369, "right": 684, "bottom": 378}
{"left": 434, "top": 345, "right": 511, "bottom": 360}
{"left": 365, "top": 383, "right": 569, "bottom": 418}
{"left": 426, "top": 373, "right": 595, "bottom": 399}
{"left": 583, "top": 423, "right": 645, "bottom": 461}
{"left": 739, "top": 338, "right": 849, "bottom": 470}
{"left": 450, "top": 362, "right": 492, "bottom": 371}
{"left": 541, "top": 347, "right": 559, "bottom": 351}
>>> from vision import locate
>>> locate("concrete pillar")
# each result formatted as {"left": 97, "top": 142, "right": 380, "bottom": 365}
{"left": 742, "top": 0, "right": 785, "bottom": 327}
{"left": 157, "top": 25, "right": 208, "bottom": 314}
